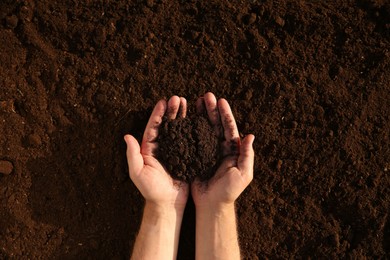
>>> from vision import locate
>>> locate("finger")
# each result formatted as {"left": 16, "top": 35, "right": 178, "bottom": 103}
{"left": 196, "top": 97, "right": 205, "bottom": 114}
{"left": 124, "top": 135, "right": 144, "bottom": 178}
{"left": 179, "top": 97, "right": 187, "bottom": 118}
{"left": 204, "top": 92, "right": 222, "bottom": 135}
{"left": 237, "top": 134, "right": 255, "bottom": 180}
{"left": 222, "top": 138, "right": 241, "bottom": 157}
{"left": 141, "top": 100, "right": 167, "bottom": 156}
{"left": 166, "top": 95, "right": 181, "bottom": 120}
{"left": 218, "top": 98, "right": 240, "bottom": 142}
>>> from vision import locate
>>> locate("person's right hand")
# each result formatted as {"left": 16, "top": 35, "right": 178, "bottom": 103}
{"left": 124, "top": 96, "right": 189, "bottom": 212}
{"left": 191, "top": 92, "right": 255, "bottom": 210}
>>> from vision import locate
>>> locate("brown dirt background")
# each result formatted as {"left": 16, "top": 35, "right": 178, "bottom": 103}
{"left": 0, "top": 0, "right": 389, "bottom": 258}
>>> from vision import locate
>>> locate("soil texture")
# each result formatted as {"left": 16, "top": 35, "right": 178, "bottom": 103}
{"left": 157, "top": 114, "right": 220, "bottom": 182}
{"left": 0, "top": 0, "right": 389, "bottom": 259}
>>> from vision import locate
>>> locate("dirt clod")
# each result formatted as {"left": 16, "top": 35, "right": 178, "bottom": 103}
{"left": 275, "top": 16, "right": 285, "bottom": 26}
{"left": 247, "top": 13, "right": 257, "bottom": 25}
{"left": 27, "top": 134, "right": 42, "bottom": 147}
{"left": 0, "top": 161, "right": 13, "bottom": 175}
{"left": 146, "top": 0, "right": 154, "bottom": 8}
{"left": 0, "top": 100, "right": 15, "bottom": 113}
{"left": 5, "top": 15, "right": 18, "bottom": 29}
{"left": 93, "top": 27, "right": 107, "bottom": 46}
{"left": 276, "top": 159, "right": 283, "bottom": 171}
{"left": 156, "top": 115, "right": 220, "bottom": 183}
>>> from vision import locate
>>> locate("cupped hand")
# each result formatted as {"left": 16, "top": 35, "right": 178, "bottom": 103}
{"left": 124, "top": 96, "right": 190, "bottom": 211}
{"left": 191, "top": 92, "right": 255, "bottom": 209}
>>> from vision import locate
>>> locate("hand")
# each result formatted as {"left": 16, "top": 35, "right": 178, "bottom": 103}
{"left": 124, "top": 96, "right": 190, "bottom": 211}
{"left": 191, "top": 92, "right": 255, "bottom": 209}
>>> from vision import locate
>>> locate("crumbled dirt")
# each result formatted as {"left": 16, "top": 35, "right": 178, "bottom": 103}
{"left": 0, "top": 0, "right": 389, "bottom": 259}
{"left": 0, "top": 160, "right": 13, "bottom": 175}
{"left": 157, "top": 114, "right": 220, "bottom": 183}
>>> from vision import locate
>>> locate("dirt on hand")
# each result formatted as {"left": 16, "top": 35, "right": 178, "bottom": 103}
{"left": 156, "top": 114, "right": 221, "bottom": 183}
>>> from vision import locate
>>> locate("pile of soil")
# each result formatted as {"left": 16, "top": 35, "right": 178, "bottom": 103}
{"left": 157, "top": 114, "right": 220, "bottom": 182}
{"left": 0, "top": 0, "right": 389, "bottom": 259}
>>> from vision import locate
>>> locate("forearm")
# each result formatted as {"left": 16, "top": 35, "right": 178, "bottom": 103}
{"left": 195, "top": 203, "right": 240, "bottom": 260}
{"left": 131, "top": 202, "right": 184, "bottom": 260}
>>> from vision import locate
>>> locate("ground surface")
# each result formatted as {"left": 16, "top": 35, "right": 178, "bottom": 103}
{"left": 0, "top": 0, "right": 389, "bottom": 259}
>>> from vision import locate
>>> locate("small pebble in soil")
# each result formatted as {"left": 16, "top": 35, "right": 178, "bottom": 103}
{"left": 146, "top": 0, "right": 154, "bottom": 8}
{"left": 0, "top": 160, "right": 14, "bottom": 175}
{"left": 275, "top": 16, "right": 285, "bottom": 26}
{"left": 247, "top": 13, "right": 257, "bottom": 25}
{"left": 244, "top": 89, "right": 254, "bottom": 100}
{"left": 27, "top": 134, "right": 42, "bottom": 147}
{"left": 5, "top": 15, "right": 19, "bottom": 29}
{"left": 0, "top": 100, "right": 15, "bottom": 113}
{"left": 276, "top": 159, "right": 283, "bottom": 171}
{"left": 190, "top": 31, "right": 200, "bottom": 40}
{"left": 18, "top": 5, "right": 33, "bottom": 22}
{"left": 291, "top": 121, "right": 298, "bottom": 129}
{"left": 94, "top": 27, "right": 107, "bottom": 46}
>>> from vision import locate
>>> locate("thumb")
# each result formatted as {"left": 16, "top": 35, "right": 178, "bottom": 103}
{"left": 124, "top": 135, "right": 144, "bottom": 178}
{"left": 237, "top": 134, "right": 255, "bottom": 180}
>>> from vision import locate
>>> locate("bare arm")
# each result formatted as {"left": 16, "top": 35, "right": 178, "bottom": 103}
{"left": 131, "top": 202, "right": 185, "bottom": 260}
{"left": 195, "top": 204, "right": 239, "bottom": 260}
{"left": 125, "top": 96, "right": 189, "bottom": 260}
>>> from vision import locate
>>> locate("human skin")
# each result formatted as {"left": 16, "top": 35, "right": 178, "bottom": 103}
{"left": 124, "top": 95, "right": 189, "bottom": 260}
{"left": 125, "top": 93, "right": 254, "bottom": 260}
{"left": 192, "top": 92, "right": 255, "bottom": 260}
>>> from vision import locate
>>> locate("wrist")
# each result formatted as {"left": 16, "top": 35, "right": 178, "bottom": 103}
{"left": 194, "top": 202, "right": 240, "bottom": 260}
{"left": 144, "top": 201, "right": 186, "bottom": 217}
{"left": 134, "top": 200, "right": 185, "bottom": 260}
{"left": 196, "top": 202, "right": 235, "bottom": 216}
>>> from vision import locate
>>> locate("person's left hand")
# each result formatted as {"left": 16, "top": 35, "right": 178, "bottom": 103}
{"left": 124, "top": 96, "right": 189, "bottom": 212}
{"left": 191, "top": 92, "right": 255, "bottom": 210}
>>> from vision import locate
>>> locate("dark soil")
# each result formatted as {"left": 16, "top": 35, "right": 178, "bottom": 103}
{"left": 0, "top": 0, "right": 389, "bottom": 259}
{"left": 157, "top": 114, "right": 220, "bottom": 183}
